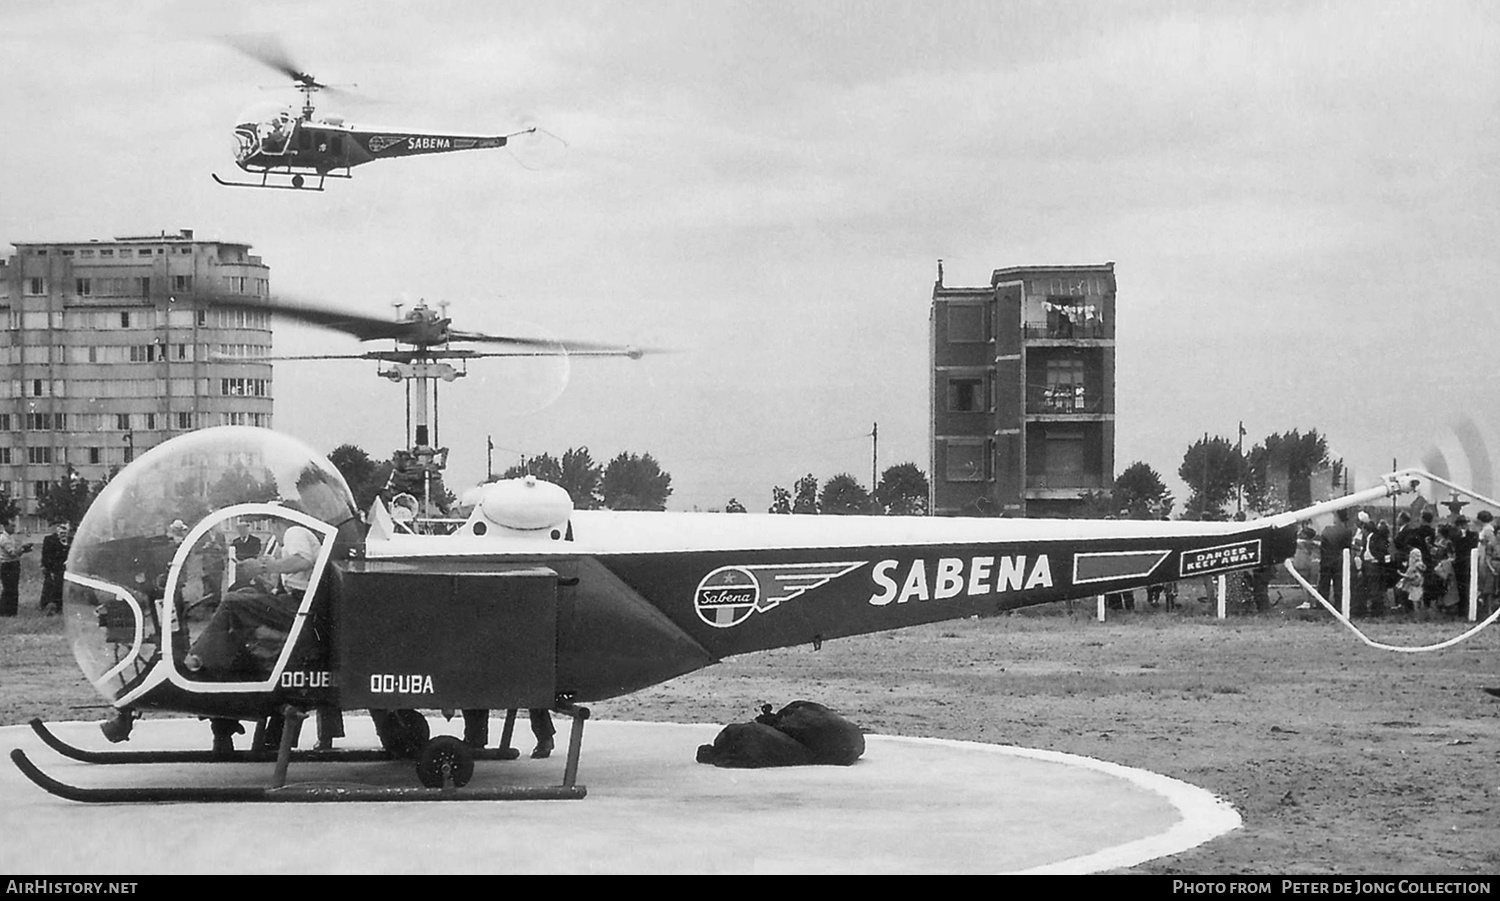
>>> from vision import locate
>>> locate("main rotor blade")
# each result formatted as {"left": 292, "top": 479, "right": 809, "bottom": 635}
{"left": 209, "top": 352, "right": 385, "bottom": 362}
{"left": 204, "top": 295, "right": 428, "bottom": 342}
{"left": 203, "top": 295, "right": 650, "bottom": 356}
{"left": 222, "top": 33, "right": 323, "bottom": 88}
{"left": 444, "top": 348, "right": 649, "bottom": 359}
{"left": 445, "top": 329, "right": 645, "bottom": 357}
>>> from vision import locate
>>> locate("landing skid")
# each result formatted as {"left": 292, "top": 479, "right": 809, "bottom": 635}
{"left": 212, "top": 169, "right": 349, "bottom": 191}
{"left": 28, "top": 718, "right": 393, "bottom": 764}
{"left": 9, "top": 750, "right": 583, "bottom": 802}
{"left": 12, "top": 706, "right": 590, "bottom": 803}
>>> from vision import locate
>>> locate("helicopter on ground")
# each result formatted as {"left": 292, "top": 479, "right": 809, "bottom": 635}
{"left": 213, "top": 37, "right": 540, "bottom": 192}
{"left": 6, "top": 296, "right": 1435, "bottom": 803}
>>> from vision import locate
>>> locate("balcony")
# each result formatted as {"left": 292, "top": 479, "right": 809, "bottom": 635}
{"left": 1022, "top": 320, "right": 1109, "bottom": 340}
{"left": 1023, "top": 299, "right": 1109, "bottom": 341}
{"left": 1026, "top": 384, "right": 1105, "bottom": 415}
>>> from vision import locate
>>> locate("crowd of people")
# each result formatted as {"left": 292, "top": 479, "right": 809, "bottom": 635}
{"left": 1100, "top": 503, "right": 1499, "bottom": 618}
{"left": 1297, "top": 506, "right": 1497, "bottom": 619}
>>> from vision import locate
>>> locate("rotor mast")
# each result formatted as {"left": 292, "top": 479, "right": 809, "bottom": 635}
{"left": 380, "top": 301, "right": 463, "bottom": 519}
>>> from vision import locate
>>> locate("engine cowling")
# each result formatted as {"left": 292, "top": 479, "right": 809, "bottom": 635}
{"left": 456, "top": 477, "right": 574, "bottom": 538}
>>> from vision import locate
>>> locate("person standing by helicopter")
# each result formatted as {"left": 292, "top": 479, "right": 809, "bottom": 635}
{"left": 0, "top": 515, "right": 32, "bottom": 617}
{"left": 37, "top": 521, "right": 71, "bottom": 615}
{"left": 463, "top": 708, "right": 555, "bottom": 759}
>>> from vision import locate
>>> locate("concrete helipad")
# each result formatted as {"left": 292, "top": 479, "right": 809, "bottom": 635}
{"left": 0, "top": 717, "right": 1238, "bottom": 874}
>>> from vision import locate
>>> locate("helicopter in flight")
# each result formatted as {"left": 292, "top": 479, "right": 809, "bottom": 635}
{"left": 213, "top": 37, "right": 541, "bottom": 192}
{"left": 7, "top": 298, "right": 1433, "bottom": 802}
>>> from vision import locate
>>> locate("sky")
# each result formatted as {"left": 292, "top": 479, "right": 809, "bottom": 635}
{"left": 1, "top": 0, "right": 1497, "bottom": 512}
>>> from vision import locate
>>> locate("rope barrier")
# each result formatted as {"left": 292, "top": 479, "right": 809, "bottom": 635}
{"left": 1281, "top": 559, "right": 1500, "bottom": 653}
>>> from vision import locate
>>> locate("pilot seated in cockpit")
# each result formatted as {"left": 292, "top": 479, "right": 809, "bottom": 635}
{"left": 183, "top": 512, "right": 318, "bottom": 679}
{"left": 260, "top": 112, "right": 291, "bottom": 155}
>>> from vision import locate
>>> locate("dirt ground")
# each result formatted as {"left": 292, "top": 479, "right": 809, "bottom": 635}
{"left": 3, "top": 560, "right": 1498, "bottom": 875}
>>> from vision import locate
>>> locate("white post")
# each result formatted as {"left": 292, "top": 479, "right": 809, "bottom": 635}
{"left": 1096, "top": 595, "right": 1106, "bottom": 622}
{"left": 1216, "top": 575, "right": 1226, "bottom": 619}
{"left": 1342, "top": 548, "right": 1352, "bottom": 618}
{"left": 1470, "top": 546, "right": 1481, "bottom": 623}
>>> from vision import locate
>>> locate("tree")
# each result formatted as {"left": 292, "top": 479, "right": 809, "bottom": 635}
{"left": 874, "top": 462, "right": 929, "bottom": 516}
{"left": 724, "top": 498, "right": 748, "bottom": 513}
{"left": 557, "top": 447, "right": 603, "bottom": 510}
{"left": 792, "top": 474, "right": 819, "bottom": 514}
{"left": 1245, "top": 429, "right": 1336, "bottom": 512}
{"left": 207, "top": 463, "right": 281, "bottom": 510}
{"left": 0, "top": 487, "right": 16, "bottom": 524}
{"left": 601, "top": 452, "right": 672, "bottom": 511}
{"left": 502, "top": 451, "right": 561, "bottom": 483}
{"left": 36, "top": 472, "right": 99, "bottom": 526}
{"left": 1113, "top": 461, "right": 1175, "bottom": 519}
{"left": 501, "top": 447, "right": 605, "bottom": 509}
{"left": 1178, "top": 435, "right": 1241, "bottom": 519}
{"left": 769, "top": 486, "right": 792, "bottom": 514}
{"left": 327, "top": 444, "right": 388, "bottom": 512}
{"left": 820, "top": 473, "right": 872, "bottom": 514}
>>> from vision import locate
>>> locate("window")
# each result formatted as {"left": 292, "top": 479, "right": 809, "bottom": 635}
{"left": 173, "top": 275, "right": 192, "bottom": 292}
{"left": 0, "top": 448, "right": 9, "bottom": 465}
{"left": 144, "top": 413, "right": 156, "bottom": 431}
{"left": 0, "top": 414, "right": 8, "bottom": 431}
{"left": 76, "top": 278, "right": 91, "bottom": 296}
{"left": 947, "top": 304, "right": 985, "bottom": 343}
{"left": 120, "top": 311, "right": 131, "bottom": 327}
{"left": 945, "top": 439, "right": 989, "bottom": 482}
{"left": 138, "top": 277, "right": 151, "bottom": 296}
{"left": 947, "top": 376, "right": 986, "bottom": 413}
{"left": 196, "top": 309, "right": 207, "bottom": 327}
{"left": 1041, "top": 426, "right": 1088, "bottom": 480}
{"left": 177, "top": 412, "right": 194, "bottom": 430}
{"left": 32, "top": 379, "right": 43, "bottom": 397}
{"left": 220, "top": 377, "right": 268, "bottom": 397}
{"left": 119, "top": 249, "right": 133, "bottom": 258}
{"left": 27, "top": 277, "right": 44, "bottom": 295}
{"left": 25, "top": 413, "right": 64, "bottom": 430}
{"left": 99, "top": 249, "right": 113, "bottom": 258}
{"left": 116, "top": 413, "right": 130, "bottom": 430}
{"left": 1041, "top": 357, "right": 1088, "bottom": 412}
{"left": 27, "top": 446, "right": 53, "bottom": 465}
{"left": 88, "top": 447, "right": 101, "bottom": 465}
{"left": 177, "top": 343, "right": 187, "bottom": 360}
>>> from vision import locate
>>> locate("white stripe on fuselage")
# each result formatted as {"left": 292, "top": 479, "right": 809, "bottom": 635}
{"left": 361, "top": 510, "right": 1260, "bottom": 559}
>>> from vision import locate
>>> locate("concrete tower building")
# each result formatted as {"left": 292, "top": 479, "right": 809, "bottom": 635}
{"left": 0, "top": 228, "right": 273, "bottom": 524}
{"left": 930, "top": 261, "right": 1117, "bottom": 518}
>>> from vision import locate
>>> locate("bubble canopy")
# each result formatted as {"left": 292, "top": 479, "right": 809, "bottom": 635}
{"left": 232, "top": 102, "right": 297, "bottom": 161}
{"left": 64, "top": 427, "right": 358, "bottom": 703}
